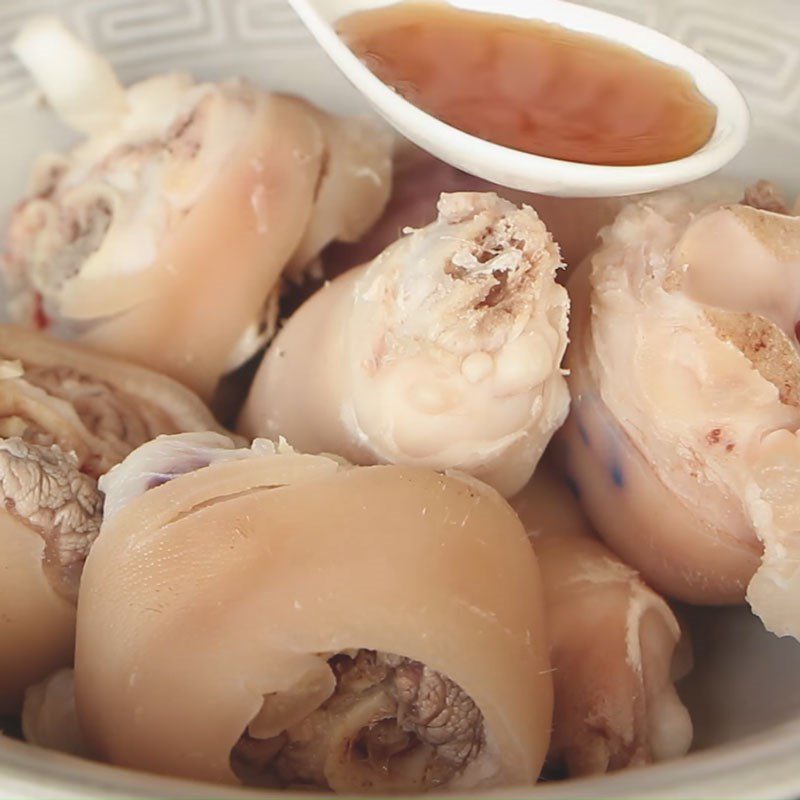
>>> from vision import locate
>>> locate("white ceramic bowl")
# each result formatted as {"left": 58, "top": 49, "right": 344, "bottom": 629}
{"left": 0, "top": 0, "right": 799, "bottom": 797}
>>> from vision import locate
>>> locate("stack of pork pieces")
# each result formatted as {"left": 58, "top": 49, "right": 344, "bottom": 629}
{"left": 2, "top": 17, "right": 799, "bottom": 794}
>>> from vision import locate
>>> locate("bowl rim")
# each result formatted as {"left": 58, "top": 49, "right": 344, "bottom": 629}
{"left": 2, "top": 714, "right": 800, "bottom": 798}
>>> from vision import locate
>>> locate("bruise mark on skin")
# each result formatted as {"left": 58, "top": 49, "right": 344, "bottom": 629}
{"left": 144, "top": 458, "right": 213, "bottom": 491}
{"left": 564, "top": 473, "right": 581, "bottom": 500}
{"left": 610, "top": 460, "right": 624, "bottom": 489}
{"left": 146, "top": 475, "right": 173, "bottom": 490}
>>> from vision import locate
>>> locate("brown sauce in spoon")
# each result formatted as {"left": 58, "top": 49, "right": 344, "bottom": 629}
{"left": 338, "top": 2, "right": 718, "bottom": 166}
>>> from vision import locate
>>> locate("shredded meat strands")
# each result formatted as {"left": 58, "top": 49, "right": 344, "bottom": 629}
{"left": 21, "top": 364, "right": 178, "bottom": 463}
{"left": 232, "top": 650, "right": 484, "bottom": 792}
{"left": 0, "top": 437, "right": 102, "bottom": 602}
{"left": 0, "top": 325, "right": 219, "bottom": 614}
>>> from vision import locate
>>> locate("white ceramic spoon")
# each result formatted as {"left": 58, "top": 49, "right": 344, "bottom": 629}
{"left": 286, "top": 0, "right": 750, "bottom": 197}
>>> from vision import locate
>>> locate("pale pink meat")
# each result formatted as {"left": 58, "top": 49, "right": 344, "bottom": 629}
{"left": 557, "top": 185, "right": 800, "bottom": 639}
{"left": 512, "top": 466, "right": 692, "bottom": 776}
{"left": 75, "top": 434, "right": 553, "bottom": 791}
{"left": 4, "top": 19, "right": 392, "bottom": 399}
{"left": 240, "top": 191, "right": 570, "bottom": 497}
{"left": 0, "top": 325, "right": 219, "bottom": 713}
